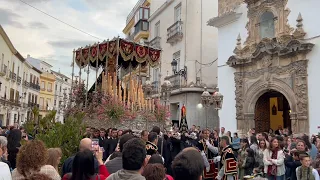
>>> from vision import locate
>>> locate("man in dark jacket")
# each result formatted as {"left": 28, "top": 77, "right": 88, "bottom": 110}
{"left": 61, "top": 138, "right": 99, "bottom": 176}
{"left": 104, "top": 128, "right": 118, "bottom": 159}
{"left": 105, "top": 134, "right": 135, "bottom": 174}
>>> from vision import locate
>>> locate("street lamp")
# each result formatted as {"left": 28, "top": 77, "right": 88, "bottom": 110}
{"left": 201, "top": 87, "right": 224, "bottom": 128}
{"left": 171, "top": 59, "right": 187, "bottom": 80}
{"left": 201, "top": 87, "right": 211, "bottom": 128}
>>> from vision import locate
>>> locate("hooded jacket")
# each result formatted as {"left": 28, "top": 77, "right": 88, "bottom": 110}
{"left": 106, "top": 170, "right": 145, "bottom": 180}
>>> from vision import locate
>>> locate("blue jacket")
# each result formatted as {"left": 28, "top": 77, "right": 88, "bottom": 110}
{"left": 232, "top": 137, "right": 240, "bottom": 150}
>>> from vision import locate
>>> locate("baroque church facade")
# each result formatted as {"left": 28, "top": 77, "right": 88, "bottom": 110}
{"left": 208, "top": 0, "right": 320, "bottom": 135}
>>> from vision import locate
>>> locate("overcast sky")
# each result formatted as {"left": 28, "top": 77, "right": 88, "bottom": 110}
{"left": 0, "top": 0, "right": 137, "bottom": 86}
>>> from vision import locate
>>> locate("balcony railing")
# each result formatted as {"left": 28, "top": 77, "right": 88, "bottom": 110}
{"left": 28, "top": 102, "right": 39, "bottom": 108}
{"left": 167, "top": 21, "right": 183, "bottom": 44}
{"left": 164, "top": 74, "right": 181, "bottom": 90}
{"left": 149, "top": 36, "right": 161, "bottom": 49}
{"left": 11, "top": 72, "right": 17, "bottom": 81}
{"left": 30, "top": 83, "right": 40, "bottom": 91}
{"left": 0, "top": 64, "right": 7, "bottom": 76}
{"left": 23, "top": 81, "right": 30, "bottom": 88}
{"left": 17, "top": 76, "right": 22, "bottom": 84}
{"left": 39, "top": 105, "right": 48, "bottom": 111}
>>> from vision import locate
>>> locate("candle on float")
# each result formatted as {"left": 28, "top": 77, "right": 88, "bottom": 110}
{"left": 118, "top": 80, "right": 121, "bottom": 101}
{"left": 123, "top": 84, "right": 126, "bottom": 103}
{"left": 152, "top": 99, "right": 154, "bottom": 112}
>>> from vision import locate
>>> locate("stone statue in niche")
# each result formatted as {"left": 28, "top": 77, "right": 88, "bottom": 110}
{"left": 272, "top": 104, "right": 277, "bottom": 115}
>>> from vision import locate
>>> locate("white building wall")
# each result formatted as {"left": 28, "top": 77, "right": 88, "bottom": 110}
{"left": 0, "top": 33, "right": 13, "bottom": 126}
{"left": 286, "top": 0, "right": 320, "bottom": 134}
{"left": 217, "top": 1, "right": 320, "bottom": 134}
{"left": 148, "top": 0, "right": 219, "bottom": 128}
{"left": 216, "top": 4, "right": 248, "bottom": 134}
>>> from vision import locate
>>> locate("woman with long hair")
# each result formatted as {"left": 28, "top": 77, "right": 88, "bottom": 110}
{"left": 7, "top": 129, "right": 22, "bottom": 169}
{"left": 238, "top": 138, "right": 250, "bottom": 180}
{"left": 62, "top": 149, "right": 109, "bottom": 180}
{"left": 243, "top": 148, "right": 256, "bottom": 176}
{"left": 11, "top": 140, "right": 60, "bottom": 180}
{"left": 47, "top": 148, "right": 62, "bottom": 173}
{"left": 263, "top": 137, "right": 285, "bottom": 180}
{"left": 295, "top": 140, "right": 307, "bottom": 153}
{"left": 302, "top": 135, "right": 317, "bottom": 160}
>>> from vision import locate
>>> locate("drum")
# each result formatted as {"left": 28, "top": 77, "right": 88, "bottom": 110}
{"left": 203, "top": 159, "right": 218, "bottom": 180}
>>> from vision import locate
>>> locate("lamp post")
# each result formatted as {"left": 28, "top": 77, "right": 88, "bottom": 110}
{"left": 201, "top": 87, "right": 224, "bottom": 128}
{"left": 161, "top": 74, "right": 172, "bottom": 111}
{"left": 201, "top": 87, "right": 211, "bottom": 128}
{"left": 160, "top": 74, "right": 172, "bottom": 156}
{"left": 171, "top": 59, "right": 187, "bottom": 81}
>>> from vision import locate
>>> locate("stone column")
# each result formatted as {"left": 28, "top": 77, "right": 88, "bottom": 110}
{"left": 290, "top": 112, "right": 298, "bottom": 134}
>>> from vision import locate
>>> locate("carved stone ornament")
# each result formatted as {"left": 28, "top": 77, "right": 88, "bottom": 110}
{"left": 244, "top": 0, "right": 294, "bottom": 46}
{"left": 218, "top": 0, "right": 243, "bottom": 16}
{"left": 229, "top": 35, "right": 314, "bottom": 133}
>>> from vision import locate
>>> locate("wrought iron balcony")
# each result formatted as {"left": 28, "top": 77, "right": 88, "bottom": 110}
{"left": 167, "top": 21, "right": 183, "bottom": 44}
{"left": 11, "top": 72, "right": 17, "bottom": 81}
{"left": 149, "top": 36, "right": 161, "bottom": 49}
{"left": 17, "top": 76, "right": 22, "bottom": 84}
{"left": 23, "top": 81, "right": 30, "bottom": 88}
{"left": 28, "top": 102, "right": 39, "bottom": 108}
{"left": 30, "top": 83, "right": 40, "bottom": 91}
{"left": 164, "top": 74, "right": 181, "bottom": 90}
{"left": 0, "top": 65, "right": 7, "bottom": 76}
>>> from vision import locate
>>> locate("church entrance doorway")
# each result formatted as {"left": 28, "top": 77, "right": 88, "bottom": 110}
{"left": 254, "top": 90, "right": 290, "bottom": 133}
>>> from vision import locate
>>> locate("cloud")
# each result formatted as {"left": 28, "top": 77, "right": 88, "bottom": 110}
{"left": 0, "top": 0, "right": 138, "bottom": 87}
{"left": 48, "top": 40, "right": 96, "bottom": 48}
{"left": 28, "top": 21, "right": 48, "bottom": 29}
{"left": 0, "top": 8, "right": 24, "bottom": 28}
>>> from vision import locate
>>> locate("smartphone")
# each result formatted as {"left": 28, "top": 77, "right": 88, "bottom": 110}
{"left": 91, "top": 139, "right": 99, "bottom": 151}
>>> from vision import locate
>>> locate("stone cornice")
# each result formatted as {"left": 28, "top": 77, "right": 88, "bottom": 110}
{"left": 227, "top": 37, "right": 314, "bottom": 67}
{"left": 207, "top": 11, "right": 242, "bottom": 28}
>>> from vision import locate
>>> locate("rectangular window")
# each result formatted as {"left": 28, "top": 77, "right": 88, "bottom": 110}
{"left": 155, "top": 21, "right": 160, "bottom": 37}
{"left": 48, "top": 82, "right": 52, "bottom": 92}
{"left": 174, "top": 3, "right": 182, "bottom": 22}
{"left": 17, "top": 66, "right": 19, "bottom": 77}
{"left": 153, "top": 68, "right": 159, "bottom": 82}
{"left": 30, "top": 74, "right": 33, "bottom": 83}
{"left": 41, "top": 81, "right": 45, "bottom": 90}
{"left": 39, "top": 97, "right": 44, "bottom": 107}
{"left": 143, "top": 8, "right": 149, "bottom": 19}
{"left": 12, "top": 62, "right": 15, "bottom": 72}
{"left": 173, "top": 51, "right": 181, "bottom": 71}
{"left": 54, "top": 100, "right": 56, "bottom": 106}
{"left": 35, "top": 95, "right": 37, "bottom": 104}
{"left": 55, "top": 84, "right": 57, "bottom": 90}
{"left": 60, "top": 86, "right": 62, "bottom": 92}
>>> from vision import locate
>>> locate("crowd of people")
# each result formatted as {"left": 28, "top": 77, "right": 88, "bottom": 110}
{"left": 0, "top": 124, "right": 320, "bottom": 180}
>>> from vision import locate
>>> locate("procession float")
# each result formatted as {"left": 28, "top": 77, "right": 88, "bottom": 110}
{"left": 69, "top": 37, "right": 171, "bottom": 131}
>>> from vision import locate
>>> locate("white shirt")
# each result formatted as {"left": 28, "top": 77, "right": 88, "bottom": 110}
{"left": 0, "top": 162, "right": 12, "bottom": 180}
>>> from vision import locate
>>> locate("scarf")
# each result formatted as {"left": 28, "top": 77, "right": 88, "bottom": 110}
{"left": 267, "top": 148, "right": 278, "bottom": 177}
{"left": 298, "top": 166, "right": 315, "bottom": 180}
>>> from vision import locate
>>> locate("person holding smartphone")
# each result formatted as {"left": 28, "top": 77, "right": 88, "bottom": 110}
{"left": 62, "top": 147, "right": 110, "bottom": 180}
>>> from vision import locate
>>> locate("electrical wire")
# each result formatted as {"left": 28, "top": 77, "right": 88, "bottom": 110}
{"left": 196, "top": 58, "right": 218, "bottom": 67}
{"left": 19, "top": 0, "right": 104, "bottom": 41}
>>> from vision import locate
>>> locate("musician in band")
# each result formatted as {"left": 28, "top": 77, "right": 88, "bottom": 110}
{"left": 146, "top": 132, "right": 159, "bottom": 156}
{"left": 217, "top": 136, "right": 238, "bottom": 180}
{"left": 197, "top": 129, "right": 219, "bottom": 180}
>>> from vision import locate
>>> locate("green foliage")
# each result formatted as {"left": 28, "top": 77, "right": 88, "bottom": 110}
{"left": 23, "top": 109, "right": 86, "bottom": 164}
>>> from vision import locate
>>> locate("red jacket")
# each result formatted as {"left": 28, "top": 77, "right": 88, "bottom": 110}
{"left": 62, "top": 165, "right": 110, "bottom": 180}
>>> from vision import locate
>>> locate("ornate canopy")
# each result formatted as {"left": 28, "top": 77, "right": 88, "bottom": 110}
{"left": 74, "top": 38, "right": 161, "bottom": 69}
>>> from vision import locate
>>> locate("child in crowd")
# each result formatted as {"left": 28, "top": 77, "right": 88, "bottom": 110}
{"left": 296, "top": 153, "right": 320, "bottom": 180}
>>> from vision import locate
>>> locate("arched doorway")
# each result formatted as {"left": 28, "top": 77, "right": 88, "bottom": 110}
{"left": 254, "top": 90, "right": 291, "bottom": 133}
